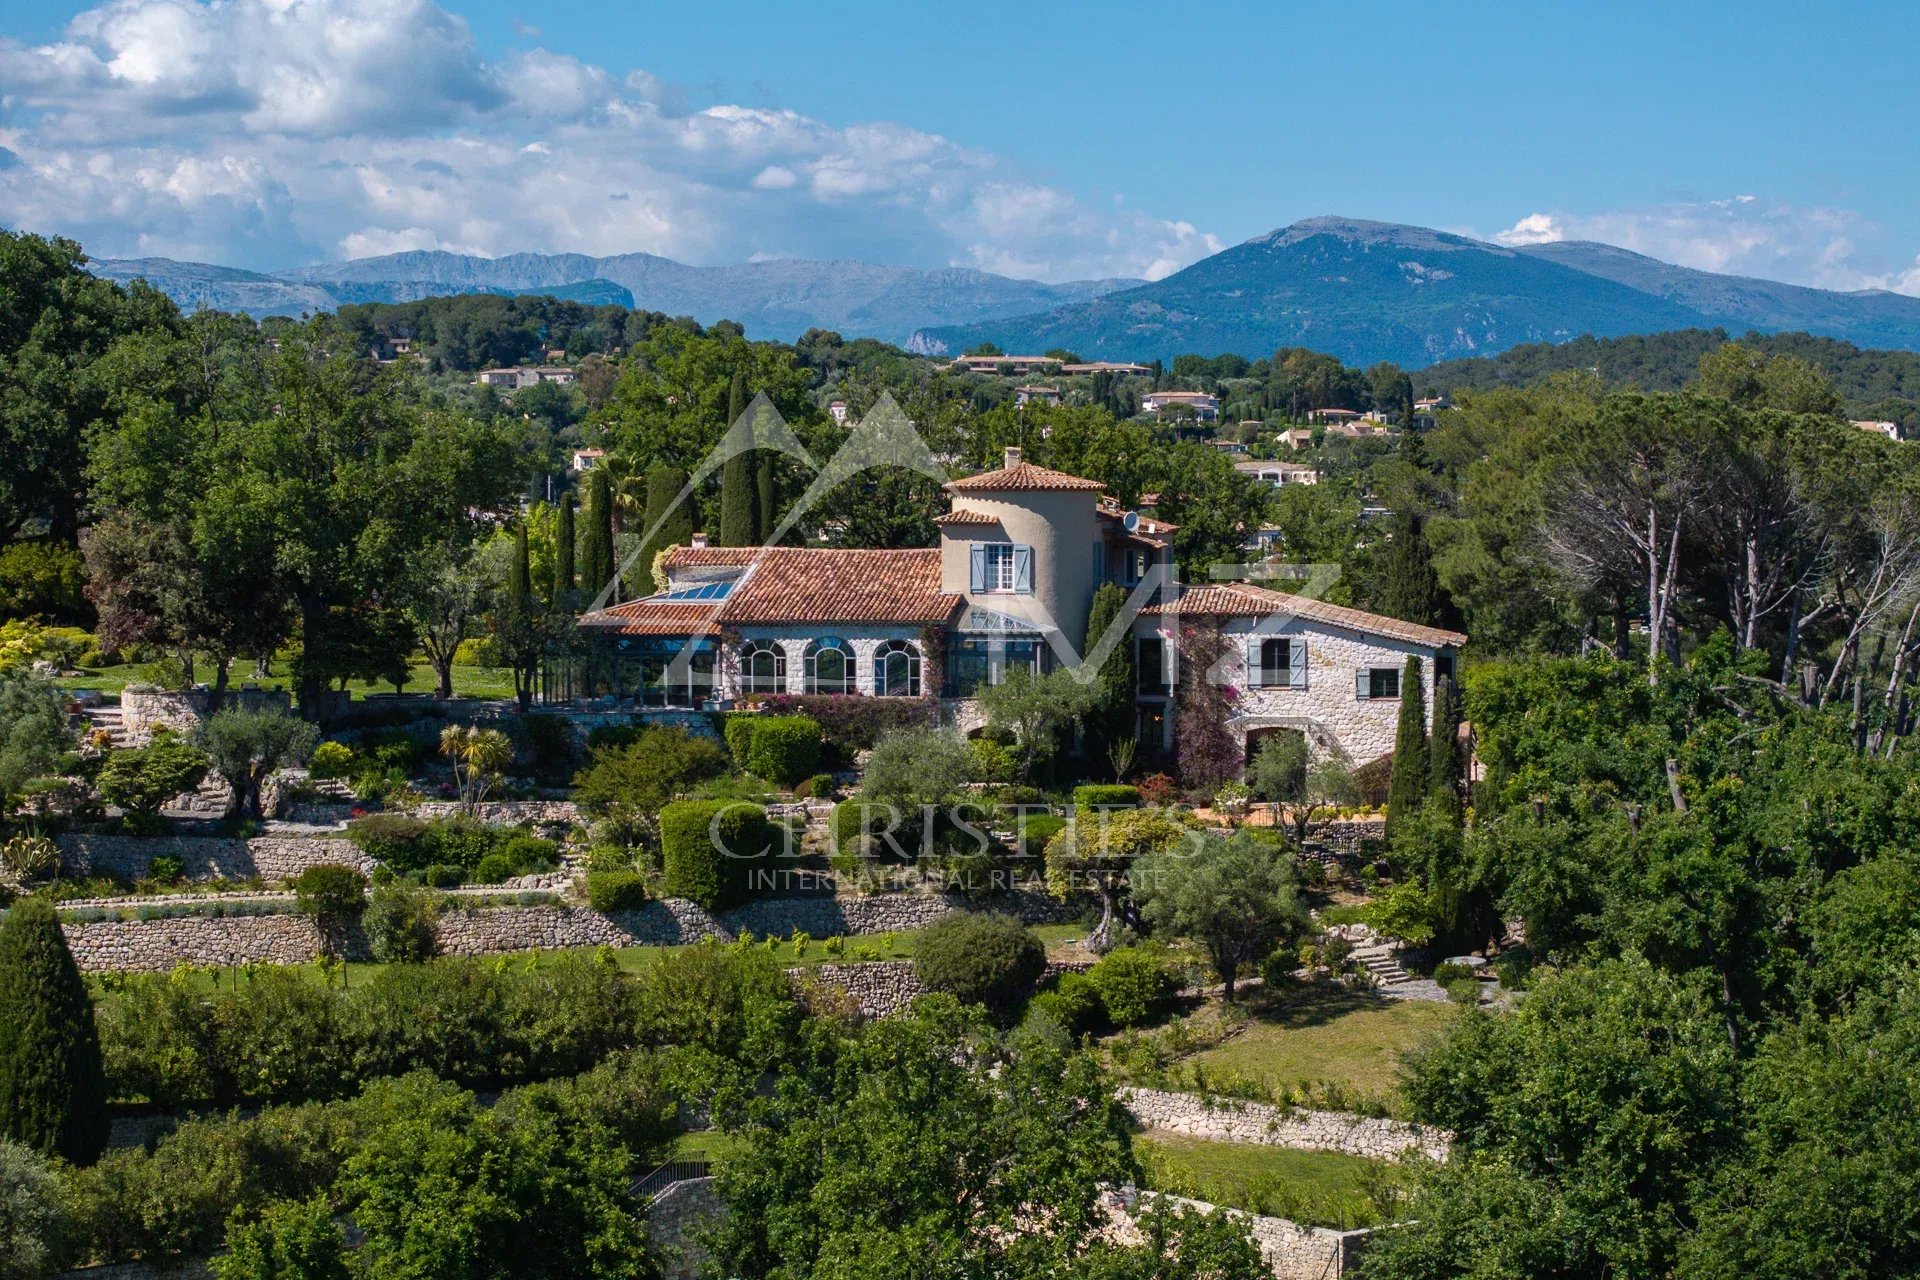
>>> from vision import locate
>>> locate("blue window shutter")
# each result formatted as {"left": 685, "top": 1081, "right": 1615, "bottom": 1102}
{"left": 969, "top": 544, "right": 987, "bottom": 593}
{"left": 1246, "top": 636, "right": 1262, "bottom": 687}
{"left": 1013, "top": 545, "right": 1034, "bottom": 594}
{"left": 1356, "top": 669, "right": 1370, "bottom": 700}
{"left": 1290, "top": 639, "right": 1307, "bottom": 688}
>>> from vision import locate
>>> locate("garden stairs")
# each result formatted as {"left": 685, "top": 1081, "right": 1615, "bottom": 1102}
{"left": 81, "top": 704, "right": 130, "bottom": 749}
{"left": 1352, "top": 941, "right": 1415, "bottom": 989}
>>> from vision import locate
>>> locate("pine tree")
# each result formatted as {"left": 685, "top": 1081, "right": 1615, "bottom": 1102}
{"left": 1429, "top": 673, "right": 1463, "bottom": 802}
{"left": 0, "top": 896, "right": 108, "bottom": 1163}
{"left": 552, "top": 495, "right": 575, "bottom": 601}
{"left": 635, "top": 464, "right": 694, "bottom": 595}
{"left": 1372, "top": 510, "right": 1440, "bottom": 627}
{"left": 579, "top": 469, "right": 615, "bottom": 602}
{"left": 1384, "top": 656, "right": 1428, "bottom": 840}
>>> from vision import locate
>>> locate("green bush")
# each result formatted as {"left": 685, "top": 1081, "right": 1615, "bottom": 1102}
{"left": 968, "top": 738, "right": 1015, "bottom": 783}
{"left": 744, "top": 715, "right": 822, "bottom": 787}
{"left": 473, "top": 852, "right": 519, "bottom": 885}
{"left": 347, "top": 814, "right": 431, "bottom": 863}
{"left": 830, "top": 800, "right": 871, "bottom": 854}
{"left": 1072, "top": 784, "right": 1139, "bottom": 810}
{"left": 1086, "top": 945, "right": 1177, "bottom": 1028}
{"left": 1432, "top": 961, "right": 1478, "bottom": 985}
{"left": 97, "top": 738, "right": 212, "bottom": 816}
{"left": 306, "top": 741, "right": 357, "bottom": 780}
{"left": 1027, "top": 970, "right": 1102, "bottom": 1036}
{"left": 722, "top": 715, "right": 758, "bottom": 764}
{"left": 499, "top": 834, "right": 558, "bottom": 871}
{"left": 422, "top": 864, "right": 465, "bottom": 889}
{"left": 146, "top": 853, "right": 187, "bottom": 883}
{"left": 792, "top": 773, "right": 836, "bottom": 800}
{"left": 0, "top": 896, "right": 109, "bottom": 1162}
{"left": 659, "top": 801, "right": 774, "bottom": 910}
{"left": 585, "top": 870, "right": 649, "bottom": 912}
{"left": 912, "top": 912, "right": 1045, "bottom": 1020}
{"left": 292, "top": 865, "right": 367, "bottom": 922}
{"left": 364, "top": 880, "right": 438, "bottom": 964}
{"left": 1014, "top": 813, "right": 1066, "bottom": 853}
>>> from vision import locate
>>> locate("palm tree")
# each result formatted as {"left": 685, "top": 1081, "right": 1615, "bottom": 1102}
{"left": 440, "top": 725, "right": 513, "bottom": 813}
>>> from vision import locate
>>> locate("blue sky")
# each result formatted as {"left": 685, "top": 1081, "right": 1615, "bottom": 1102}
{"left": 3, "top": 0, "right": 1916, "bottom": 291}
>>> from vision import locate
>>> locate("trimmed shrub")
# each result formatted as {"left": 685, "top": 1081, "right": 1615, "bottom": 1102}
{"left": 722, "top": 715, "right": 758, "bottom": 764}
{"left": 306, "top": 741, "right": 357, "bottom": 780}
{"left": 1086, "top": 945, "right": 1177, "bottom": 1028}
{"left": 422, "top": 864, "right": 465, "bottom": 889}
{"left": 912, "top": 912, "right": 1045, "bottom": 1020}
{"left": 0, "top": 897, "right": 109, "bottom": 1163}
{"left": 347, "top": 814, "right": 431, "bottom": 864}
{"left": 753, "top": 693, "right": 936, "bottom": 751}
{"left": 292, "top": 865, "right": 367, "bottom": 922}
{"left": 745, "top": 715, "right": 822, "bottom": 787}
{"left": 1136, "top": 773, "right": 1179, "bottom": 807}
{"left": 1014, "top": 813, "right": 1066, "bottom": 853}
{"left": 1027, "top": 970, "right": 1103, "bottom": 1036}
{"left": 792, "top": 774, "right": 836, "bottom": 800}
{"left": 97, "top": 738, "right": 211, "bottom": 816}
{"left": 499, "top": 834, "right": 558, "bottom": 872}
{"left": 830, "top": 799, "right": 884, "bottom": 855}
{"left": 1432, "top": 961, "right": 1478, "bottom": 986}
{"left": 364, "top": 880, "right": 438, "bottom": 964}
{"left": 473, "top": 852, "right": 519, "bottom": 885}
{"left": 660, "top": 801, "right": 775, "bottom": 910}
{"left": 1073, "top": 784, "right": 1140, "bottom": 810}
{"left": 585, "top": 870, "right": 649, "bottom": 912}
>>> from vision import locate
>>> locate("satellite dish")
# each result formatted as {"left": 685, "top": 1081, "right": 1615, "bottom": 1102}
{"left": 1123, "top": 510, "right": 1140, "bottom": 532}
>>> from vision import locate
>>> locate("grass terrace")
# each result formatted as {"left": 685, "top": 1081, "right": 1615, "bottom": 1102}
{"left": 1133, "top": 1133, "right": 1409, "bottom": 1229}
{"left": 1184, "top": 983, "right": 1453, "bottom": 1101}
{"left": 60, "top": 662, "right": 518, "bottom": 701}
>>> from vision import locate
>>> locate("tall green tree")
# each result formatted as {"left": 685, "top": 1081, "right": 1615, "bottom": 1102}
{"left": 1385, "top": 656, "right": 1429, "bottom": 838}
{"left": 1083, "top": 583, "right": 1136, "bottom": 774}
{"left": 497, "top": 523, "right": 544, "bottom": 711}
{"left": 1371, "top": 510, "right": 1441, "bottom": 626}
{"left": 0, "top": 897, "right": 108, "bottom": 1164}
{"left": 578, "top": 468, "right": 616, "bottom": 602}
{"left": 634, "top": 464, "right": 694, "bottom": 595}
{"left": 1136, "top": 830, "right": 1309, "bottom": 1001}
{"left": 551, "top": 495, "right": 575, "bottom": 601}
{"left": 719, "top": 370, "right": 757, "bottom": 546}
{"left": 1429, "top": 673, "right": 1463, "bottom": 802}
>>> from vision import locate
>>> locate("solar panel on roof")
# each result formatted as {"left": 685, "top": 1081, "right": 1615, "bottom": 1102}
{"left": 657, "top": 580, "right": 733, "bottom": 602}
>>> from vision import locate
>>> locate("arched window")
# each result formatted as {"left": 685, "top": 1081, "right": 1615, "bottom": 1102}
{"left": 739, "top": 639, "right": 785, "bottom": 694}
{"left": 876, "top": 639, "right": 921, "bottom": 697}
{"left": 805, "top": 637, "right": 855, "bottom": 695}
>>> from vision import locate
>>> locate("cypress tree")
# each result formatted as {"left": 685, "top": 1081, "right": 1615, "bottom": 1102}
{"left": 0, "top": 896, "right": 108, "bottom": 1163}
{"left": 1372, "top": 510, "right": 1440, "bottom": 627}
{"left": 579, "top": 469, "right": 615, "bottom": 601}
{"left": 552, "top": 494, "right": 576, "bottom": 600}
{"left": 1384, "top": 655, "right": 1429, "bottom": 840}
{"left": 1083, "top": 584, "right": 1135, "bottom": 760}
{"left": 634, "top": 464, "right": 695, "bottom": 595}
{"left": 510, "top": 522, "right": 533, "bottom": 615}
{"left": 1429, "top": 673, "right": 1463, "bottom": 802}
{"left": 755, "top": 456, "right": 777, "bottom": 546}
{"left": 506, "top": 523, "right": 539, "bottom": 710}
{"left": 718, "top": 372, "right": 756, "bottom": 546}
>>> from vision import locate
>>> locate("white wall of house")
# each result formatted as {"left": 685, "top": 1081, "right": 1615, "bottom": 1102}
{"left": 728, "top": 625, "right": 931, "bottom": 698}
{"left": 1136, "top": 616, "right": 1449, "bottom": 765}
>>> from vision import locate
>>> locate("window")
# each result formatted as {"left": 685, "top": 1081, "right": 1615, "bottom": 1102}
{"left": 1356, "top": 666, "right": 1401, "bottom": 700}
{"left": 1435, "top": 651, "right": 1456, "bottom": 687}
{"left": 805, "top": 637, "right": 855, "bottom": 695}
{"left": 969, "top": 543, "right": 1033, "bottom": 594}
{"left": 946, "top": 638, "right": 1042, "bottom": 697}
{"left": 1250, "top": 637, "right": 1306, "bottom": 689}
{"left": 876, "top": 639, "right": 921, "bottom": 697}
{"left": 738, "top": 640, "right": 785, "bottom": 694}
{"left": 1137, "top": 636, "right": 1169, "bottom": 694}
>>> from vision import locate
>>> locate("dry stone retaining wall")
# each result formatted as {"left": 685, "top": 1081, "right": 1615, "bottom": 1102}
{"left": 118, "top": 688, "right": 291, "bottom": 747}
{"left": 58, "top": 834, "right": 372, "bottom": 883}
{"left": 64, "top": 914, "right": 327, "bottom": 972}
{"left": 404, "top": 800, "right": 583, "bottom": 826}
{"left": 1102, "top": 1187, "right": 1370, "bottom": 1280}
{"left": 1119, "top": 1086, "right": 1450, "bottom": 1163}
{"left": 646, "top": 1177, "right": 725, "bottom": 1280}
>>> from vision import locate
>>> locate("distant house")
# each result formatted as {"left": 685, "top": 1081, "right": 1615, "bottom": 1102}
{"left": 1014, "top": 385, "right": 1064, "bottom": 406}
{"left": 1413, "top": 395, "right": 1452, "bottom": 430}
{"left": 571, "top": 448, "right": 606, "bottom": 472}
{"left": 1324, "top": 419, "right": 1395, "bottom": 440}
{"left": 1277, "top": 428, "right": 1314, "bottom": 450}
{"left": 477, "top": 368, "right": 523, "bottom": 389}
{"left": 1141, "top": 390, "right": 1220, "bottom": 421}
{"left": 1236, "top": 459, "right": 1320, "bottom": 488}
{"left": 478, "top": 366, "right": 577, "bottom": 389}
{"left": 828, "top": 400, "right": 850, "bottom": 425}
{"left": 1060, "top": 361, "right": 1154, "bottom": 376}
{"left": 533, "top": 366, "right": 577, "bottom": 385}
{"left": 544, "top": 347, "right": 567, "bottom": 363}
{"left": 1854, "top": 419, "right": 1902, "bottom": 441}
{"left": 1207, "top": 439, "right": 1250, "bottom": 456}
{"left": 1308, "top": 408, "right": 1361, "bottom": 425}
{"left": 947, "top": 354, "right": 1059, "bottom": 376}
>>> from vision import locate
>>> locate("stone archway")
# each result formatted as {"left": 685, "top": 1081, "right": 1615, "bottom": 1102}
{"left": 1231, "top": 714, "right": 1342, "bottom": 772}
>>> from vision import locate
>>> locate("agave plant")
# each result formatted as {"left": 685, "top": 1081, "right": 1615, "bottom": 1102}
{"left": 0, "top": 833, "right": 60, "bottom": 886}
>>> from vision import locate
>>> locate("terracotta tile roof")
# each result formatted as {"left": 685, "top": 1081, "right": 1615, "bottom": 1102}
{"left": 662, "top": 546, "right": 760, "bottom": 568}
{"left": 720, "top": 548, "right": 957, "bottom": 625}
{"left": 1097, "top": 501, "right": 1179, "bottom": 534}
{"left": 576, "top": 600, "right": 722, "bottom": 637}
{"left": 948, "top": 461, "right": 1105, "bottom": 493}
{"left": 1143, "top": 582, "right": 1466, "bottom": 648}
{"left": 933, "top": 509, "right": 1001, "bottom": 526}
{"left": 580, "top": 548, "right": 957, "bottom": 633}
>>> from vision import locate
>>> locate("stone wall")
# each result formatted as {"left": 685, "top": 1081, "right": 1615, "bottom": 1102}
{"left": 646, "top": 1177, "right": 725, "bottom": 1280}
{"left": 1118, "top": 1087, "right": 1450, "bottom": 1164}
{"left": 1101, "top": 1187, "right": 1370, "bottom": 1279}
{"left": 119, "top": 687, "right": 291, "bottom": 747}
{"left": 404, "top": 800, "right": 583, "bottom": 826}
{"left": 58, "top": 834, "right": 373, "bottom": 884}
{"left": 64, "top": 913, "right": 327, "bottom": 972}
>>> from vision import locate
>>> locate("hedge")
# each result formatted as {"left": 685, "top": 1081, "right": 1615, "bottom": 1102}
{"left": 585, "top": 869, "right": 649, "bottom": 912}
{"left": 913, "top": 912, "right": 1045, "bottom": 1021}
{"left": 1027, "top": 970, "right": 1102, "bottom": 1036}
{"left": 1086, "top": 945, "right": 1178, "bottom": 1028}
{"left": 725, "top": 714, "right": 823, "bottom": 787}
{"left": 753, "top": 693, "right": 936, "bottom": 750}
{"left": 660, "top": 800, "right": 775, "bottom": 909}
{"left": 1072, "top": 784, "right": 1140, "bottom": 810}
{"left": 722, "top": 715, "right": 758, "bottom": 764}
{"left": 346, "top": 815, "right": 504, "bottom": 874}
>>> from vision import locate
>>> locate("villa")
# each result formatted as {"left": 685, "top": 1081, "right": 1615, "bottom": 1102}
{"left": 571, "top": 448, "right": 1463, "bottom": 768}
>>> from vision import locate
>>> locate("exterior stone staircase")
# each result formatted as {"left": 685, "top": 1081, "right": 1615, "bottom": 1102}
{"left": 81, "top": 704, "right": 130, "bottom": 749}
{"left": 1351, "top": 941, "right": 1415, "bottom": 989}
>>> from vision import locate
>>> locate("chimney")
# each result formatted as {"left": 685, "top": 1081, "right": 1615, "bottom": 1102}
{"left": 1004, "top": 446, "right": 1023, "bottom": 468}
{"left": 690, "top": 531, "right": 709, "bottom": 549}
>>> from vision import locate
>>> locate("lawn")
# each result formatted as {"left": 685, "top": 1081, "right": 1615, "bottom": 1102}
{"left": 1134, "top": 1132, "right": 1407, "bottom": 1229}
{"left": 1183, "top": 983, "right": 1455, "bottom": 1104}
{"left": 60, "top": 662, "right": 517, "bottom": 701}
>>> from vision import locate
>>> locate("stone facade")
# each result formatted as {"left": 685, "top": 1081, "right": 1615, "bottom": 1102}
{"left": 118, "top": 687, "right": 292, "bottom": 747}
{"left": 1118, "top": 1087, "right": 1451, "bottom": 1164}
{"left": 64, "top": 913, "right": 327, "bottom": 972}
{"left": 57, "top": 833, "right": 373, "bottom": 883}
{"left": 731, "top": 624, "right": 933, "bottom": 698}
{"left": 646, "top": 1177, "right": 725, "bottom": 1280}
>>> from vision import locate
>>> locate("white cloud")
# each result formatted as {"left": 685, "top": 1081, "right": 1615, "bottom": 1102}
{"left": 0, "top": 0, "right": 1213, "bottom": 282}
{"left": 1491, "top": 197, "right": 1920, "bottom": 296}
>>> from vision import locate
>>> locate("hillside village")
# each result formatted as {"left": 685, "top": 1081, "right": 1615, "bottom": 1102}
{"left": 4, "top": 224, "right": 1920, "bottom": 1280}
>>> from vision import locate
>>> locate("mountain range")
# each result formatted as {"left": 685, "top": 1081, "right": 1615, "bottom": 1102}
{"left": 87, "top": 216, "right": 1920, "bottom": 368}
{"left": 86, "top": 252, "right": 1141, "bottom": 347}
